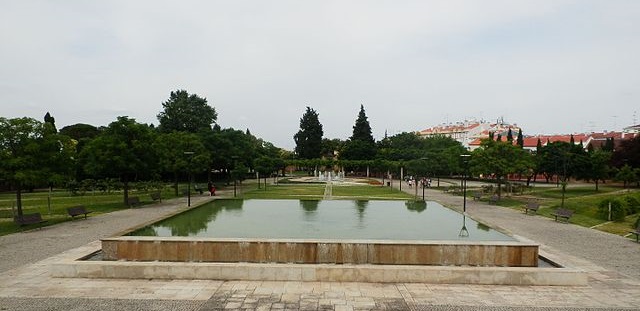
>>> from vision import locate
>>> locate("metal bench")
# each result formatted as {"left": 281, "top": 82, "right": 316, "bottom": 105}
{"left": 551, "top": 208, "right": 573, "bottom": 223}
{"left": 14, "top": 213, "right": 48, "bottom": 229}
{"left": 473, "top": 192, "right": 482, "bottom": 201}
{"left": 488, "top": 195, "right": 499, "bottom": 204}
{"left": 150, "top": 191, "right": 161, "bottom": 202}
{"left": 524, "top": 202, "right": 540, "bottom": 214}
{"left": 629, "top": 224, "right": 640, "bottom": 243}
{"left": 67, "top": 205, "right": 92, "bottom": 219}
{"left": 127, "top": 196, "right": 141, "bottom": 207}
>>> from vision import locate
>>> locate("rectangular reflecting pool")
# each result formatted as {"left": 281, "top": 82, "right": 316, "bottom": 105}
{"left": 127, "top": 199, "right": 514, "bottom": 241}
{"left": 101, "top": 199, "right": 539, "bottom": 267}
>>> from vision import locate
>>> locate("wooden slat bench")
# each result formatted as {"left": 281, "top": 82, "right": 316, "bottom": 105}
{"left": 14, "top": 213, "right": 47, "bottom": 229}
{"left": 67, "top": 206, "right": 92, "bottom": 219}
{"left": 150, "top": 191, "right": 161, "bottom": 202}
{"left": 127, "top": 196, "right": 141, "bottom": 207}
{"left": 524, "top": 202, "right": 540, "bottom": 214}
{"left": 488, "top": 195, "right": 499, "bottom": 204}
{"left": 629, "top": 225, "right": 640, "bottom": 243}
{"left": 551, "top": 208, "right": 574, "bottom": 223}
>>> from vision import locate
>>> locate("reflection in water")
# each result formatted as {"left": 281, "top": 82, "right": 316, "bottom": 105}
{"left": 300, "top": 200, "right": 319, "bottom": 212}
{"left": 477, "top": 222, "right": 490, "bottom": 232}
{"left": 458, "top": 215, "right": 469, "bottom": 238}
{"left": 405, "top": 200, "right": 427, "bottom": 213}
{"left": 130, "top": 199, "right": 244, "bottom": 236}
{"left": 128, "top": 199, "right": 514, "bottom": 241}
{"left": 300, "top": 200, "right": 320, "bottom": 221}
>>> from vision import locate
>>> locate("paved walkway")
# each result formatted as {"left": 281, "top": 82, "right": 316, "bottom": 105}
{"left": 0, "top": 184, "right": 639, "bottom": 310}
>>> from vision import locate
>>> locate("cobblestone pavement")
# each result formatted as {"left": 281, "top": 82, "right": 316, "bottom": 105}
{"left": 1, "top": 184, "right": 639, "bottom": 310}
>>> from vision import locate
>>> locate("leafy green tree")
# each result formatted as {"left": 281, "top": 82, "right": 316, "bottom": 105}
{"left": 154, "top": 132, "right": 209, "bottom": 196}
{"left": 254, "top": 156, "right": 276, "bottom": 190}
{"left": 612, "top": 136, "right": 640, "bottom": 168}
{"left": 615, "top": 164, "right": 637, "bottom": 189}
{"left": 321, "top": 138, "right": 344, "bottom": 159}
{"left": 0, "top": 117, "right": 74, "bottom": 217}
{"left": 293, "top": 107, "right": 324, "bottom": 159}
{"left": 470, "top": 139, "right": 533, "bottom": 198}
{"left": 59, "top": 123, "right": 100, "bottom": 141}
{"left": 341, "top": 105, "right": 376, "bottom": 160}
{"left": 157, "top": 90, "right": 217, "bottom": 133}
{"left": 580, "top": 150, "right": 611, "bottom": 191}
{"left": 80, "top": 117, "right": 157, "bottom": 204}
{"left": 603, "top": 137, "right": 615, "bottom": 152}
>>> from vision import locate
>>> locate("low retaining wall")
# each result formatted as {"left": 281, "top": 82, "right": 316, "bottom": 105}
{"left": 102, "top": 237, "right": 539, "bottom": 267}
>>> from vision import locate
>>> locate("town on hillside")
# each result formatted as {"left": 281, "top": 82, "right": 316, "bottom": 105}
{"left": 417, "top": 118, "right": 639, "bottom": 151}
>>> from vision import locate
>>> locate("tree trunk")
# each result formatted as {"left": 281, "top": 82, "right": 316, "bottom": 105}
{"left": 123, "top": 176, "right": 129, "bottom": 205}
{"left": 16, "top": 185, "right": 23, "bottom": 217}
{"left": 595, "top": 179, "right": 599, "bottom": 191}
{"left": 497, "top": 176, "right": 502, "bottom": 198}
{"left": 173, "top": 171, "right": 179, "bottom": 197}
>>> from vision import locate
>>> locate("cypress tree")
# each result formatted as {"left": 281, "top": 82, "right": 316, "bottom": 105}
{"left": 294, "top": 107, "right": 324, "bottom": 159}
{"left": 496, "top": 133, "right": 502, "bottom": 142}
{"left": 341, "top": 104, "right": 376, "bottom": 160}
{"left": 516, "top": 129, "right": 524, "bottom": 148}
{"left": 536, "top": 138, "right": 542, "bottom": 152}
{"left": 507, "top": 128, "right": 513, "bottom": 142}
{"left": 570, "top": 134, "right": 575, "bottom": 145}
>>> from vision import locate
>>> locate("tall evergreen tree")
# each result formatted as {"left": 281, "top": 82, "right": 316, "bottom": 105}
{"left": 43, "top": 112, "right": 57, "bottom": 133}
{"left": 516, "top": 129, "right": 524, "bottom": 148}
{"left": 496, "top": 133, "right": 502, "bottom": 142}
{"left": 293, "top": 107, "right": 323, "bottom": 159}
{"left": 350, "top": 104, "right": 375, "bottom": 144}
{"left": 507, "top": 128, "right": 513, "bottom": 142}
{"left": 341, "top": 105, "right": 376, "bottom": 160}
{"left": 536, "top": 138, "right": 542, "bottom": 152}
{"left": 570, "top": 134, "right": 575, "bottom": 145}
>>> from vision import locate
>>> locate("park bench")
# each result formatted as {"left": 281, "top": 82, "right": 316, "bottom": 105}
{"left": 488, "top": 195, "right": 499, "bottom": 204}
{"left": 14, "top": 213, "right": 47, "bottom": 229}
{"left": 127, "top": 196, "right": 141, "bottom": 207}
{"left": 551, "top": 208, "right": 573, "bottom": 223}
{"left": 629, "top": 224, "right": 640, "bottom": 243}
{"left": 473, "top": 192, "right": 482, "bottom": 201}
{"left": 67, "top": 205, "right": 92, "bottom": 219}
{"left": 150, "top": 191, "right": 161, "bottom": 202}
{"left": 524, "top": 201, "right": 540, "bottom": 214}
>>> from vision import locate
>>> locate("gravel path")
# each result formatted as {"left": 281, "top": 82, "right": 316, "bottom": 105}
{"left": 401, "top": 181, "right": 640, "bottom": 280}
{"left": 0, "top": 194, "right": 215, "bottom": 273}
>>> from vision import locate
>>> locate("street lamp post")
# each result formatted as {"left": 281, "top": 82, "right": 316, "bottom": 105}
{"left": 184, "top": 151, "right": 194, "bottom": 207}
{"left": 460, "top": 154, "right": 471, "bottom": 213}
{"left": 231, "top": 156, "right": 239, "bottom": 197}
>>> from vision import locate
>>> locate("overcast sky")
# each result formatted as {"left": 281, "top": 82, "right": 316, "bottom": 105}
{"left": 1, "top": 0, "right": 639, "bottom": 149}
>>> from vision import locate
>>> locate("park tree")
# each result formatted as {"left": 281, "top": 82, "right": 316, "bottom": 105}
{"left": 611, "top": 136, "right": 640, "bottom": 168}
{"left": 470, "top": 139, "right": 533, "bottom": 198}
{"left": 581, "top": 150, "right": 611, "bottom": 191}
{"left": 341, "top": 105, "right": 376, "bottom": 160}
{"left": 614, "top": 164, "right": 637, "bottom": 189}
{"left": 154, "top": 132, "right": 210, "bottom": 196}
{"left": 294, "top": 107, "right": 323, "bottom": 159}
{"left": 80, "top": 117, "right": 157, "bottom": 205}
{"left": 321, "top": 138, "right": 344, "bottom": 159}
{"left": 43, "top": 112, "right": 57, "bottom": 133}
{"left": 59, "top": 123, "right": 100, "bottom": 141}
{"left": 157, "top": 90, "right": 217, "bottom": 133}
{"left": 0, "top": 117, "right": 74, "bottom": 217}
{"left": 516, "top": 129, "right": 524, "bottom": 148}
{"left": 506, "top": 128, "right": 513, "bottom": 142}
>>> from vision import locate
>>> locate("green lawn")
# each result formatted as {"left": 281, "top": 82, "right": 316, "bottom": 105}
{"left": 479, "top": 184, "right": 640, "bottom": 236}
{"left": 0, "top": 186, "right": 183, "bottom": 236}
{"left": 240, "top": 182, "right": 412, "bottom": 200}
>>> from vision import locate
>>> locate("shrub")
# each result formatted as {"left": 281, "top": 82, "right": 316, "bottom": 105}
{"left": 597, "top": 198, "right": 625, "bottom": 222}
{"left": 623, "top": 196, "right": 640, "bottom": 215}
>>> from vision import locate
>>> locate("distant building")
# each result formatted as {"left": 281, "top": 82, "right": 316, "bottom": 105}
{"left": 417, "top": 118, "right": 521, "bottom": 149}
{"left": 468, "top": 131, "right": 636, "bottom": 151}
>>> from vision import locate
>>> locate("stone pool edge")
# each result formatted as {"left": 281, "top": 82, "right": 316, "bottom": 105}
{"left": 50, "top": 242, "right": 587, "bottom": 286}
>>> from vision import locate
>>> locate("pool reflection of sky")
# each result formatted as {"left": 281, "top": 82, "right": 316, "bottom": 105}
{"left": 128, "top": 199, "right": 513, "bottom": 241}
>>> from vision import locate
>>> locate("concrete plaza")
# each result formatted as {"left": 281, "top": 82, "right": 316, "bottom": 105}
{"left": 0, "top": 183, "right": 639, "bottom": 310}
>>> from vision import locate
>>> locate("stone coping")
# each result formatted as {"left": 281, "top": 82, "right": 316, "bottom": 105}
{"left": 50, "top": 243, "right": 586, "bottom": 286}
{"left": 104, "top": 236, "right": 537, "bottom": 246}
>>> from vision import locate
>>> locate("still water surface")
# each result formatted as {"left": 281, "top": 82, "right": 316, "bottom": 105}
{"left": 128, "top": 199, "right": 513, "bottom": 241}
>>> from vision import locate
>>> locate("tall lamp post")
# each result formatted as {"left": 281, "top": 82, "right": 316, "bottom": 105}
{"left": 460, "top": 154, "right": 471, "bottom": 213}
{"left": 231, "top": 156, "right": 239, "bottom": 197}
{"left": 184, "top": 151, "right": 194, "bottom": 207}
